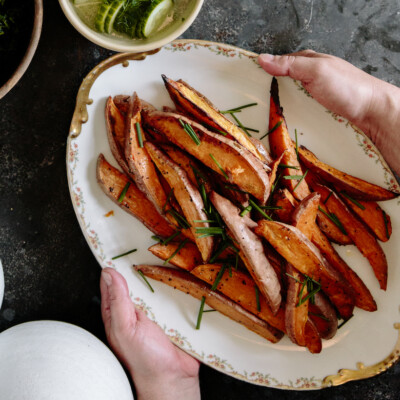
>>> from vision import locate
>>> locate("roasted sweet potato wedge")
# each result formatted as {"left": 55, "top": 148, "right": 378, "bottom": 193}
{"left": 268, "top": 152, "right": 285, "bottom": 193}
{"left": 304, "top": 319, "right": 322, "bottom": 354}
{"left": 313, "top": 184, "right": 388, "bottom": 290}
{"left": 268, "top": 78, "right": 311, "bottom": 200}
{"left": 249, "top": 137, "right": 274, "bottom": 165}
{"left": 96, "top": 154, "right": 175, "bottom": 238}
{"left": 135, "top": 265, "right": 284, "bottom": 343}
{"left": 145, "top": 142, "right": 214, "bottom": 262}
{"left": 292, "top": 193, "right": 376, "bottom": 313}
{"left": 272, "top": 188, "right": 298, "bottom": 223}
{"left": 113, "top": 94, "right": 130, "bottom": 115}
{"left": 308, "top": 292, "right": 338, "bottom": 340}
{"left": 105, "top": 97, "right": 130, "bottom": 175}
{"left": 142, "top": 110, "right": 270, "bottom": 203}
{"left": 298, "top": 145, "right": 398, "bottom": 201}
{"left": 191, "top": 264, "right": 286, "bottom": 332}
{"left": 340, "top": 194, "right": 392, "bottom": 242}
{"left": 210, "top": 191, "right": 282, "bottom": 314}
{"left": 148, "top": 241, "right": 202, "bottom": 271}
{"left": 125, "top": 93, "right": 170, "bottom": 216}
{"left": 255, "top": 221, "right": 355, "bottom": 319}
{"left": 162, "top": 75, "right": 265, "bottom": 161}
{"left": 285, "top": 264, "right": 308, "bottom": 346}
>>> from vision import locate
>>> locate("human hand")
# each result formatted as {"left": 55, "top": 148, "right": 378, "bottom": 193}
{"left": 100, "top": 268, "right": 200, "bottom": 400}
{"left": 258, "top": 51, "right": 400, "bottom": 175}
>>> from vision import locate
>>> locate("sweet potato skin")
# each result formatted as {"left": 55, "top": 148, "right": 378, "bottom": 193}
{"left": 96, "top": 154, "right": 175, "bottom": 238}
{"left": 272, "top": 189, "right": 298, "bottom": 223}
{"left": 291, "top": 192, "right": 320, "bottom": 240}
{"left": 340, "top": 195, "right": 392, "bottom": 242}
{"left": 135, "top": 265, "right": 284, "bottom": 343}
{"left": 268, "top": 78, "right": 310, "bottom": 201}
{"left": 313, "top": 184, "right": 388, "bottom": 290}
{"left": 210, "top": 192, "right": 282, "bottom": 314}
{"left": 191, "top": 264, "right": 286, "bottom": 332}
{"left": 298, "top": 145, "right": 398, "bottom": 201}
{"left": 148, "top": 242, "right": 202, "bottom": 271}
{"left": 145, "top": 142, "right": 213, "bottom": 262}
{"left": 142, "top": 110, "right": 270, "bottom": 203}
{"left": 255, "top": 220, "right": 355, "bottom": 319}
{"left": 308, "top": 292, "right": 338, "bottom": 339}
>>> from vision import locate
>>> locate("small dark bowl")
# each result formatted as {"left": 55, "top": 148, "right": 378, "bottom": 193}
{"left": 0, "top": 0, "right": 43, "bottom": 99}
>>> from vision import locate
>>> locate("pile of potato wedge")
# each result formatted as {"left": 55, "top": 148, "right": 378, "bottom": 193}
{"left": 97, "top": 75, "right": 398, "bottom": 353}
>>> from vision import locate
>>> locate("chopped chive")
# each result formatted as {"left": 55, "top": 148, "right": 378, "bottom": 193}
{"left": 196, "top": 296, "right": 206, "bottom": 329}
{"left": 228, "top": 264, "right": 232, "bottom": 277}
{"left": 341, "top": 192, "right": 366, "bottom": 210}
{"left": 224, "top": 184, "right": 249, "bottom": 194}
{"left": 193, "top": 219, "right": 216, "bottom": 223}
{"left": 297, "top": 278, "right": 308, "bottom": 306}
{"left": 309, "top": 312, "right": 330, "bottom": 322}
{"left": 235, "top": 253, "right": 239, "bottom": 270}
{"left": 228, "top": 242, "right": 239, "bottom": 253}
{"left": 162, "top": 231, "right": 181, "bottom": 246}
{"left": 295, "top": 129, "right": 299, "bottom": 161}
{"left": 137, "top": 270, "right": 154, "bottom": 293}
{"left": 111, "top": 248, "right": 137, "bottom": 260}
{"left": 162, "top": 188, "right": 174, "bottom": 213}
{"left": 260, "top": 120, "right": 282, "bottom": 139}
{"left": 230, "top": 113, "right": 252, "bottom": 137}
{"left": 197, "top": 233, "right": 221, "bottom": 238}
{"left": 167, "top": 209, "right": 191, "bottom": 229}
{"left": 241, "top": 126, "right": 259, "bottom": 133}
{"left": 318, "top": 206, "right": 347, "bottom": 235}
{"left": 278, "top": 164, "right": 299, "bottom": 170}
{"left": 203, "top": 309, "right": 217, "bottom": 313}
{"left": 259, "top": 205, "right": 282, "bottom": 210}
{"left": 239, "top": 205, "right": 252, "bottom": 217}
{"left": 209, "top": 241, "right": 230, "bottom": 263}
{"left": 211, "top": 265, "right": 227, "bottom": 291}
{"left": 209, "top": 154, "right": 229, "bottom": 179}
{"left": 285, "top": 272, "right": 302, "bottom": 284}
{"left": 255, "top": 286, "right": 261, "bottom": 311}
{"left": 338, "top": 315, "right": 353, "bottom": 329}
{"left": 201, "top": 122, "right": 227, "bottom": 136}
{"left": 323, "top": 191, "right": 333, "bottom": 204}
{"left": 163, "top": 239, "right": 189, "bottom": 265}
{"left": 199, "top": 184, "right": 208, "bottom": 209}
{"left": 282, "top": 174, "right": 305, "bottom": 180}
{"left": 293, "top": 170, "right": 308, "bottom": 192}
{"left": 382, "top": 210, "right": 390, "bottom": 239}
{"left": 298, "top": 286, "right": 321, "bottom": 306}
{"left": 118, "top": 182, "right": 130, "bottom": 203}
{"left": 249, "top": 198, "right": 273, "bottom": 220}
{"left": 195, "top": 227, "right": 225, "bottom": 236}
{"left": 179, "top": 119, "right": 201, "bottom": 145}
{"left": 190, "top": 164, "right": 207, "bottom": 184}
{"left": 151, "top": 235, "right": 163, "bottom": 243}
{"left": 135, "top": 122, "right": 143, "bottom": 148}
{"left": 270, "top": 173, "right": 282, "bottom": 195}
{"left": 221, "top": 102, "right": 258, "bottom": 113}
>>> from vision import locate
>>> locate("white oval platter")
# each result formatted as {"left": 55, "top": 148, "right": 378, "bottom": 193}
{"left": 66, "top": 40, "right": 400, "bottom": 390}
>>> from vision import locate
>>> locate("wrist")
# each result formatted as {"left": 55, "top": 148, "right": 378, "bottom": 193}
{"left": 135, "top": 373, "right": 200, "bottom": 400}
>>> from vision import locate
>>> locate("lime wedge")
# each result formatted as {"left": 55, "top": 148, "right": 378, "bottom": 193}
{"left": 141, "top": 0, "right": 173, "bottom": 38}
{"left": 95, "top": 1, "right": 113, "bottom": 33}
{"left": 104, "top": 0, "right": 126, "bottom": 34}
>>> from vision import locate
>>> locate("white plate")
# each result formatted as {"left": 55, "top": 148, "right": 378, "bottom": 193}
{"left": 0, "top": 321, "right": 133, "bottom": 399}
{"left": 66, "top": 40, "right": 400, "bottom": 390}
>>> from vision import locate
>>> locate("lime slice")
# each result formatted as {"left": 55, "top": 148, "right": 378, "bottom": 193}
{"left": 73, "top": 1, "right": 102, "bottom": 29}
{"left": 104, "top": 0, "right": 126, "bottom": 34}
{"left": 141, "top": 0, "right": 173, "bottom": 38}
{"left": 95, "top": 1, "right": 113, "bottom": 33}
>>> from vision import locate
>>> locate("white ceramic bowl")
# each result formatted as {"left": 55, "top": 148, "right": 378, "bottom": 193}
{"left": 58, "top": 0, "right": 204, "bottom": 53}
{"left": 0, "top": 321, "right": 134, "bottom": 400}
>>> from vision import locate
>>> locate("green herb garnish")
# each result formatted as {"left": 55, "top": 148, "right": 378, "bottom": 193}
{"left": 323, "top": 191, "right": 333, "bottom": 204}
{"left": 221, "top": 102, "right": 258, "bottom": 114}
{"left": 249, "top": 198, "right": 273, "bottom": 220}
{"left": 162, "top": 188, "right": 174, "bottom": 213}
{"left": 278, "top": 164, "right": 299, "bottom": 170}
{"left": 382, "top": 210, "right": 390, "bottom": 239}
{"left": 195, "top": 227, "right": 225, "bottom": 238}
{"left": 151, "top": 235, "right": 163, "bottom": 243}
{"left": 203, "top": 309, "right": 217, "bottom": 313}
{"left": 295, "top": 129, "right": 299, "bottom": 160}
{"left": 162, "top": 231, "right": 181, "bottom": 246}
{"left": 309, "top": 312, "right": 330, "bottom": 322}
{"left": 318, "top": 206, "right": 347, "bottom": 235}
{"left": 338, "top": 315, "right": 353, "bottom": 329}
{"left": 282, "top": 174, "right": 305, "bottom": 180}
{"left": 179, "top": 118, "right": 201, "bottom": 145}
{"left": 209, "top": 154, "right": 229, "bottom": 180}
{"left": 341, "top": 192, "right": 366, "bottom": 210}
{"left": 137, "top": 270, "right": 154, "bottom": 293}
{"left": 111, "top": 248, "right": 137, "bottom": 260}
{"left": 230, "top": 113, "right": 252, "bottom": 137}
{"left": 135, "top": 122, "right": 143, "bottom": 148}
{"left": 167, "top": 209, "right": 191, "bottom": 229}
{"left": 255, "top": 286, "right": 261, "bottom": 311}
{"left": 293, "top": 170, "right": 308, "bottom": 192}
{"left": 239, "top": 205, "right": 252, "bottom": 217}
{"left": 260, "top": 121, "right": 282, "bottom": 140}
{"left": 196, "top": 296, "right": 206, "bottom": 329}
{"left": 163, "top": 239, "right": 189, "bottom": 265}
{"left": 209, "top": 241, "right": 230, "bottom": 263}
{"left": 201, "top": 122, "right": 227, "bottom": 136}
{"left": 211, "top": 265, "right": 227, "bottom": 291}
{"left": 118, "top": 182, "right": 130, "bottom": 203}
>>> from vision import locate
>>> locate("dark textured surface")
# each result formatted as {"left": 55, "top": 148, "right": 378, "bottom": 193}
{"left": 1, "top": 0, "right": 400, "bottom": 398}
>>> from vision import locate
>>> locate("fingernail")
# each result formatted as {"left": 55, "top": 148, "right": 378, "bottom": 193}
{"left": 102, "top": 270, "right": 112, "bottom": 287}
{"left": 258, "top": 54, "right": 275, "bottom": 62}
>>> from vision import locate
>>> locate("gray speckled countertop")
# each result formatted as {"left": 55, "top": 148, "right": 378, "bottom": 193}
{"left": 1, "top": 1, "right": 400, "bottom": 398}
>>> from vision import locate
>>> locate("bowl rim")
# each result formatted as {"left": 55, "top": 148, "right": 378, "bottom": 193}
{"left": 0, "top": 0, "right": 43, "bottom": 100}
{"left": 58, "top": 0, "right": 204, "bottom": 53}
